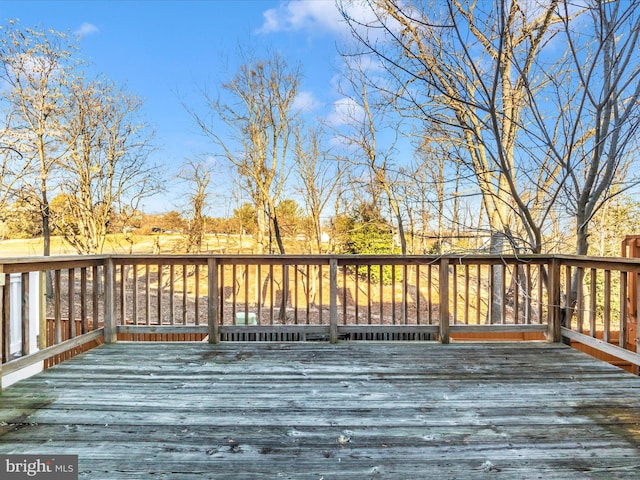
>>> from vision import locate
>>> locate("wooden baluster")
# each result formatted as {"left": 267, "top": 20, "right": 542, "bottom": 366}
{"left": 604, "top": 269, "right": 611, "bottom": 344}
{"left": 452, "top": 263, "right": 458, "bottom": 325}
{"left": 208, "top": 258, "right": 219, "bottom": 344}
{"left": 21, "top": 272, "right": 30, "bottom": 356}
{"left": 54, "top": 270, "right": 62, "bottom": 344}
{"left": 69, "top": 268, "right": 76, "bottom": 340}
{"left": 169, "top": 264, "right": 175, "bottom": 325}
{"left": 92, "top": 265, "right": 99, "bottom": 331}
{"left": 439, "top": 258, "right": 450, "bottom": 344}
{"left": 329, "top": 258, "right": 338, "bottom": 343}
{"left": 182, "top": 265, "right": 188, "bottom": 325}
{"left": 195, "top": 265, "right": 200, "bottom": 325}
{"left": 415, "top": 264, "right": 421, "bottom": 325}
{"left": 157, "top": 263, "right": 163, "bottom": 325}
{"left": 367, "top": 264, "right": 373, "bottom": 325}
{"left": 620, "top": 271, "right": 628, "bottom": 348}
{"left": 1, "top": 271, "right": 9, "bottom": 363}
{"left": 590, "top": 268, "right": 597, "bottom": 337}
{"left": 145, "top": 264, "right": 151, "bottom": 326}
{"left": 132, "top": 264, "right": 138, "bottom": 326}
{"left": 81, "top": 268, "right": 88, "bottom": 333}
{"left": 318, "top": 264, "right": 323, "bottom": 325}
{"left": 464, "top": 264, "right": 470, "bottom": 325}
{"left": 104, "top": 258, "right": 116, "bottom": 344}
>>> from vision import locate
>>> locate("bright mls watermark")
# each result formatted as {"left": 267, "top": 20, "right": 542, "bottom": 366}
{"left": 0, "top": 455, "right": 78, "bottom": 479}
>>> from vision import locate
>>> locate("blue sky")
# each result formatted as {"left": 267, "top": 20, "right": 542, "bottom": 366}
{"left": 1, "top": 0, "right": 352, "bottom": 214}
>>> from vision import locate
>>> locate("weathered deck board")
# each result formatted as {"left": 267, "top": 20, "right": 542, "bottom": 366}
{"left": 1, "top": 342, "right": 640, "bottom": 479}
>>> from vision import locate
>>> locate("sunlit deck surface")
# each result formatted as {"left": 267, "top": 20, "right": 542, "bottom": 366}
{"left": 1, "top": 342, "right": 640, "bottom": 479}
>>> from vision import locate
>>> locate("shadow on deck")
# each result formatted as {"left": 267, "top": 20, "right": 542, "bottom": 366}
{"left": 1, "top": 341, "right": 640, "bottom": 479}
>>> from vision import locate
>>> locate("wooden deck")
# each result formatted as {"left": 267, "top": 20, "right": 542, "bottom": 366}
{"left": 1, "top": 342, "right": 639, "bottom": 479}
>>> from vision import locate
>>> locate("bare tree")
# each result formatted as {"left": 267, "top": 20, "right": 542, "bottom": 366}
{"left": 54, "top": 76, "right": 158, "bottom": 254}
{"left": 544, "top": 0, "right": 640, "bottom": 257}
{"left": 189, "top": 50, "right": 300, "bottom": 254}
{"left": 339, "top": 0, "right": 565, "bottom": 255}
{"left": 294, "top": 124, "right": 343, "bottom": 254}
{"left": 177, "top": 159, "right": 211, "bottom": 253}
{"left": 333, "top": 55, "right": 410, "bottom": 253}
{"left": 0, "top": 22, "right": 77, "bottom": 256}
{"left": 339, "top": 0, "right": 570, "bottom": 325}
{"left": 341, "top": 0, "right": 640, "bottom": 255}
{"left": 414, "top": 133, "right": 459, "bottom": 253}
{"left": 533, "top": 0, "right": 640, "bottom": 320}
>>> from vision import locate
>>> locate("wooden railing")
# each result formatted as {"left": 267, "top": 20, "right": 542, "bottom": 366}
{"left": 1, "top": 254, "right": 639, "bottom": 389}
{"left": 0, "top": 256, "right": 107, "bottom": 383}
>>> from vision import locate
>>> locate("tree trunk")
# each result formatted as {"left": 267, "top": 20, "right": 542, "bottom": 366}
{"left": 256, "top": 208, "right": 267, "bottom": 254}
{"left": 270, "top": 213, "right": 288, "bottom": 323}
{"left": 42, "top": 187, "right": 54, "bottom": 298}
{"left": 271, "top": 214, "right": 286, "bottom": 255}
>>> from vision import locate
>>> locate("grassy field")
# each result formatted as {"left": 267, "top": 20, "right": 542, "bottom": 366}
{"left": 0, "top": 233, "right": 269, "bottom": 257}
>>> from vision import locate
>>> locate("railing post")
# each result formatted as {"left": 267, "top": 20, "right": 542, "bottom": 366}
{"left": 208, "top": 257, "right": 219, "bottom": 344}
{"left": 103, "top": 258, "right": 117, "bottom": 344}
{"left": 329, "top": 257, "right": 338, "bottom": 344}
{"left": 548, "top": 257, "right": 562, "bottom": 343}
{"left": 39, "top": 271, "right": 46, "bottom": 350}
{"left": 21, "top": 272, "right": 29, "bottom": 356}
{"left": 439, "top": 257, "right": 450, "bottom": 344}
{"left": 620, "top": 271, "right": 628, "bottom": 349}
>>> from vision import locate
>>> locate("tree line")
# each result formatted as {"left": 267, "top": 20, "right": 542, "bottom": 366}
{"left": 1, "top": 1, "right": 640, "bottom": 259}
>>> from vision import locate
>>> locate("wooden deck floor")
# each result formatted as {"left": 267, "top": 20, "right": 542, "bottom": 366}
{"left": 1, "top": 341, "right": 640, "bottom": 479}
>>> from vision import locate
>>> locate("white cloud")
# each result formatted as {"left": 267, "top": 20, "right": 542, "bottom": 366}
{"left": 258, "top": 0, "right": 344, "bottom": 34}
{"left": 75, "top": 22, "right": 99, "bottom": 37}
{"left": 293, "top": 90, "right": 321, "bottom": 112}
{"left": 326, "top": 97, "right": 364, "bottom": 127}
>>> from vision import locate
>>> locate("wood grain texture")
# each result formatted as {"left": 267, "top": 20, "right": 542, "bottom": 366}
{"left": 1, "top": 342, "right": 640, "bottom": 479}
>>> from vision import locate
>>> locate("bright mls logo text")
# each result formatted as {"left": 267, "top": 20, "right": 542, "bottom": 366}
{"left": 1, "top": 455, "right": 78, "bottom": 479}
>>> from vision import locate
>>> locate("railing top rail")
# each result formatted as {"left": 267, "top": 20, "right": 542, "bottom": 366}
{"left": 0, "top": 255, "right": 108, "bottom": 273}
{"left": 110, "top": 255, "right": 211, "bottom": 266}
{"left": 553, "top": 254, "right": 640, "bottom": 272}
{"left": 0, "top": 253, "right": 639, "bottom": 271}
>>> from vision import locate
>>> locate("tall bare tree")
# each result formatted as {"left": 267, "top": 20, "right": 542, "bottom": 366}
{"left": 413, "top": 132, "right": 466, "bottom": 253}
{"left": 294, "top": 124, "right": 343, "bottom": 254}
{"left": 339, "top": 0, "right": 564, "bottom": 255}
{"left": 333, "top": 56, "right": 409, "bottom": 253}
{"left": 339, "top": 0, "right": 569, "bottom": 324}
{"left": 189, "top": 50, "right": 300, "bottom": 254}
{"left": 54, "top": 76, "right": 158, "bottom": 254}
{"left": 0, "top": 22, "right": 77, "bottom": 256}
{"left": 543, "top": 0, "right": 640, "bottom": 257}
{"left": 177, "top": 159, "right": 211, "bottom": 253}
{"left": 535, "top": 1, "right": 640, "bottom": 319}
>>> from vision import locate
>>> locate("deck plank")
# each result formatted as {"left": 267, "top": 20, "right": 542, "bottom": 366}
{"left": 1, "top": 342, "right": 640, "bottom": 479}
